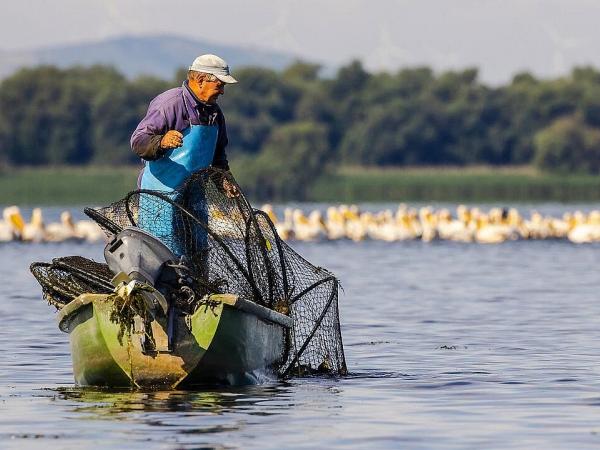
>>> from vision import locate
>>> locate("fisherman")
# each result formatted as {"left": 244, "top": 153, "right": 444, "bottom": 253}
{"left": 131, "top": 53, "right": 238, "bottom": 195}
{"left": 130, "top": 54, "right": 239, "bottom": 255}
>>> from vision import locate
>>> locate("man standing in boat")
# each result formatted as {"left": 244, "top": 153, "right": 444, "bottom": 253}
{"left": 131, "top": 53, "right": 238, "bottom": 195}
{"left": 130, "top": 54, "right": 238, "bottom": 256}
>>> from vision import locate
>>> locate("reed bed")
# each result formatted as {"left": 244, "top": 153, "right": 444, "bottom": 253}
{"left": 311, "top": 166, "right": 600, "bottom": 202}
{"left": 2, "top": 165, "right": 600, "bottom": 204}
{"left": 0, "top": 166, "right": 139, "bottom": 205}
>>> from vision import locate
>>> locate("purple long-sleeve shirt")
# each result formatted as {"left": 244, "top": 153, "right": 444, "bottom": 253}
{"left": 130, "top": 81, "right": 229, "bottom": 170}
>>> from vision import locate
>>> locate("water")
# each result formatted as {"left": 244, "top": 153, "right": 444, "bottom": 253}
{"left": 2, "top": 206, "right": 600, "bottom": 449}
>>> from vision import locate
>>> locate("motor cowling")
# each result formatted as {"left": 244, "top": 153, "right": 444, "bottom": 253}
{"left": 104, "top": 227, "right": 176, "bottom": 286}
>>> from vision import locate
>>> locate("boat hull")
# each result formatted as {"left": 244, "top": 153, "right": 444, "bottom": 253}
{"left": 58, "top": 294, "right": 290, "bottom": 388}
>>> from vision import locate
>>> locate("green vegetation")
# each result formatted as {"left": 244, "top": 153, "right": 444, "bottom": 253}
{"left": 533, "top": 115, "right": 600, "bottom": 174}
{"left": 0, "top": 166, "right": 139, "bottom": 205}
{"left": 311, "top": 166, "right": 600, "bottom": 202}
{"left": 232, "top": 121, "right": 332, "bottom": 199}
{"left": 2, "top": 63, "right": 600, "bottom": 201}
{"left": 2, "top": 166, "right": 600, "bottom": 205}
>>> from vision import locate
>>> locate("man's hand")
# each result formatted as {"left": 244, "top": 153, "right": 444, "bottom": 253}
{"left": 160, "top": 130, "right": 183, "bottom": 150}
{"left": 222, "top": 177, "right": 240, "bottom": 198}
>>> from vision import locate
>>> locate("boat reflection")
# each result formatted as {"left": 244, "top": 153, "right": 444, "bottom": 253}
{"left": 41, "top": 378, "right": 344, "bottom": 449}
{"left": 52, "top": 383, "right": 296, "bottom": 419}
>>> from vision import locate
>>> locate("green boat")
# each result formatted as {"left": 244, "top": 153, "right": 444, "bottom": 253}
{"left": 57, "top": 293, "right": 292, "bottom": 388}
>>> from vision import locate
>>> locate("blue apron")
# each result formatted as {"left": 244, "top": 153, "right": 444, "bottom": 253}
{"left": 139, "top": 98, "right": 218, "bottom": 256}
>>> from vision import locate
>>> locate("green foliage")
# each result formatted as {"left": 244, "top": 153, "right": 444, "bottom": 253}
{"left": 534, "top": 115, "right": 600, "bottom": 174}
{"left": 0, "top": 166, "right": 138, "bottom": 205}
{"left": 2, "top": 61, "right": 600, "bottom": 199}
{"left": 282, "top": 61, "right": 321, "bottom": 85}
{"left": 219, "top": 66, "right": 303, "bottom": 156}
{"left": 339, "top": 68, "right": 496, "bottom": 166}
{"left": 310, "top": 166, "right": 600, "bottom": 202}
{"left": 0, "top": 66, "right": 169, "bottom": 166}
{"left": 0, "top": 66, "right": 92, "bottom": 165}
{"left": 91, "top": 74, "right": 169, "bottom": 164}
{"left": 236, "top": 121, "right": 331, "bottom": 200}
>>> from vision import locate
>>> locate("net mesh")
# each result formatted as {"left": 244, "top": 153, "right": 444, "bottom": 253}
{"left": 30, "top": 168, "right": 346, "bottom": 377}
{"left": 30, "top": 256, "right": 114, "bottom": 308}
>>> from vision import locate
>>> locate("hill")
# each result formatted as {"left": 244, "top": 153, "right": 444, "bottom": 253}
{"left": 0, "top": 34, "right": 297, "bottom": 79}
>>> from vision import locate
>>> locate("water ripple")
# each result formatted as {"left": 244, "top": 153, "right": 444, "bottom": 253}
{"left": 3, "top": 210, "right": 600, "bottom": 448}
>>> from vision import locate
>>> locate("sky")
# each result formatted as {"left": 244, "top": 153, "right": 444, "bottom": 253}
{"left": 2, "top": 0, "right": 600, "bottom": 84}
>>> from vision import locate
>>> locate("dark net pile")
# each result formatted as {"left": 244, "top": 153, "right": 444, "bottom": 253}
{"left": 30, "top": 256, "right": 114, "bottom": 308}
{"left": 31, "top": 168, "right": 346, "bottom": 377}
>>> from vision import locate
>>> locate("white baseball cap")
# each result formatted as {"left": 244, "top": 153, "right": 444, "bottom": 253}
{"left": 189, "top": 54, "right": 238, "bottom": 84}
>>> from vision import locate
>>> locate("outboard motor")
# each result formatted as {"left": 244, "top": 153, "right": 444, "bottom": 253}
{"left": 103, "top": 227, "right": 194, "bottom": 353}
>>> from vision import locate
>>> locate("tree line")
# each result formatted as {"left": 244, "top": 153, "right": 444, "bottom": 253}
{"left": 1, "top": 62, "right": 600, "bottom": 197}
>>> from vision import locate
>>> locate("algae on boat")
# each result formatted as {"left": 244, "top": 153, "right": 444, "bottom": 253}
{"left": 58, "top": 293, "right": 290, "bottom": 388}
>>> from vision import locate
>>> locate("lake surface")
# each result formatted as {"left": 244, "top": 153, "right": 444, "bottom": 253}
{"left": 2, "top": 204, "right": 600, "bottom": 449}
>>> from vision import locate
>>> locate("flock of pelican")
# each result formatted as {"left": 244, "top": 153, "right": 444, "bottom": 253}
{"left": 0, "top": 206, "right": 105, "bottom": 243}
{"left": 2, "top": 204, "right": 600, "bottom": 245}
{"left": 260, "top": 204, "right": 600, "bottom": 244}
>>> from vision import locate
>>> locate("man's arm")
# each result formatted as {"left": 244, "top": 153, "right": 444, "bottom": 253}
{"left": 131, "top": 104, "right": 170, "bottom": 161}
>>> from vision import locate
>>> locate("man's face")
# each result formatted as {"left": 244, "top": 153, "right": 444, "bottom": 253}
{"left": 194, "top": 77, "right": 225, "bottom": 104}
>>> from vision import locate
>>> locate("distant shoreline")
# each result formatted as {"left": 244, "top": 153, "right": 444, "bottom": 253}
{"left": 310, "top": 166, "right": 600, "bottom": 203}
{"left": 2, "top": 165, "right": 600, "bottom": 205}
{"left": 0, "top": 166, "right": 140, "bottom": 206}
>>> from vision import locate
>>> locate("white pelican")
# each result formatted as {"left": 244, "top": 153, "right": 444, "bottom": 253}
{"left": 46, "top": 211, "right": 82, "bottom": 242}
{"left": 275, "top": 208, "right": 295, "bottom": 241}
{"left": 419, "top": 207, "right": 438, "bottom": 242}
{"left": 75, "top": 219, "right": 105, "bottom": 243}
{"left": 474, "top": 215, "right": 508, "bottom": 244}
{"left": 260, "top": 204, "right": 279, "bottom": 225}
{"left": 22, "top": 208, "right": 46, "bottom": 243}
{"left": 436, "top": 208, "right": 473, "bottom": 242}
{"left": 568, "top": 210, "right": 600, "bottom": 243}
{"left": 0, "top": 206, "right": 25, "bottom": 242}
{"left": 292, "top": 209, "right": 326, "bottom": 241}
{"left": 325, "top": 206, "right": 346, "bottom": 240}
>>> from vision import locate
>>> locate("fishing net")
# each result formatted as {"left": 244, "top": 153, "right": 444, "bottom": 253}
{"left": 30, "top": 168, "right": 346, "bottom": 377}
{"left": 30, "top": 256, "right": 114, "bottom": 308}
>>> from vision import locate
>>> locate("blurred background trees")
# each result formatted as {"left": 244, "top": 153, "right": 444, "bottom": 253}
{"left": 533, "top": 115, "right": 600, "bottom": 174}
{"left": 1, "top": 61, "right": 600, "bottom": 198}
